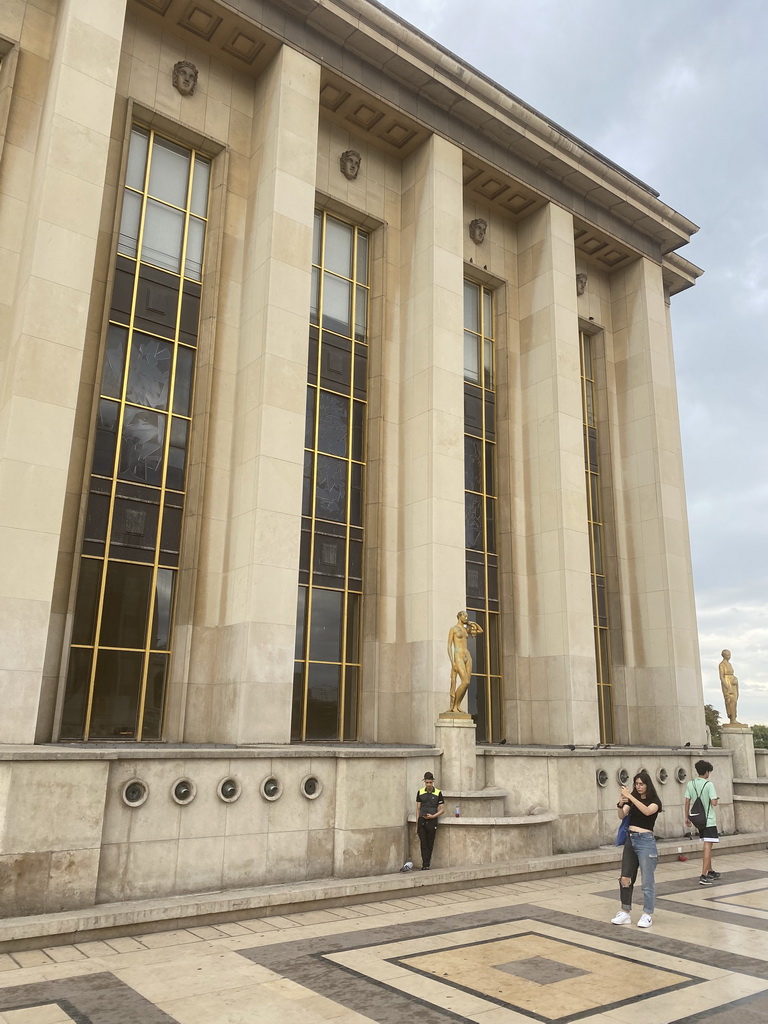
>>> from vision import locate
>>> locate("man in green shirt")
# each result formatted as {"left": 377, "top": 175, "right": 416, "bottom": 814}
{"left": 685, "top": 759, "right": 720, "bottom": 885}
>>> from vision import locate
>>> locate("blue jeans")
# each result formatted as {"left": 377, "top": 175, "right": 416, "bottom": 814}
{"left": 619, "top": 831, "right": 657, "bottom": 915}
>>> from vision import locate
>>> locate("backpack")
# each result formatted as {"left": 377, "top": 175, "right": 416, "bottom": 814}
{"left": 688, "top": 780, "right": 710, "bottom": 828}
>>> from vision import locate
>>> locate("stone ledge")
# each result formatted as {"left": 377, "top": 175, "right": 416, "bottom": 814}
{"left": 1, "top": 831, "right": 765, "bottom": 954}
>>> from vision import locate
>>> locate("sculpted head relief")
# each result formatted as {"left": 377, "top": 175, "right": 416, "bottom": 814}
{"left": 340, "top": 149, "right": 362, "bottom": 180}
{"left": 173, "top": 60, "right": 199, "bottom": 96}
{"left": 469, "top": 218, "right": 487, "bottom": 244}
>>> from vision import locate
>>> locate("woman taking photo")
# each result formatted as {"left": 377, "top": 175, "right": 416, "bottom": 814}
{"left": 612, "top": 769, "right": 662, "bottom": 929}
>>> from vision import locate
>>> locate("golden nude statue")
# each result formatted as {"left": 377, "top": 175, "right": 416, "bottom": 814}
{"left": 446, "top": 610, "right": 483, "bottom": 714}
{"left": 719, "top": 649, "right": 745, "bottom": 726}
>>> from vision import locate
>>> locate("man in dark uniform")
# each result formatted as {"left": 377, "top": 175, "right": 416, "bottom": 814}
{"left": 416, "top": 772, "right": 445, "bottom": 869}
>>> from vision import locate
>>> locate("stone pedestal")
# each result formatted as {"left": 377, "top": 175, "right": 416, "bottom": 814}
{"left": 721, "top": 725, "right": 757, "bottom": 779}
{"left": 436, "top": 716, "right": 477, "bottom": 792}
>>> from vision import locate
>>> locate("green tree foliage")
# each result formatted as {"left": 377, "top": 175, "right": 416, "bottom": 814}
{"left": 752, "top": 724, "right": 768, "bottom": 748}
{"left": 704, "top": 704, "right": 722, "bottom": 746}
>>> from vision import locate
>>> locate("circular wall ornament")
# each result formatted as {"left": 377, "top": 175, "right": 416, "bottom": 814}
{"left": 217, "top": 776, "right": 242, "bottom": 803}
{"left": 656, "top": 767, "right": 669, "bottom": 785}
{"left": 260, "top": 776, "right": 282, "bottom": 801}
{"left": 596, "top": 769, "right": 609, "bottom": 788}
{"left": 675, "top": 767, "right": 688, "bottom": 784}
{"left": 121, "top": 779, "right": 148, "bottom": 807}
{"left": 617, "top": 768, "right": 629, "bottom": 786}
{"left": 301, "top": 775, "right": 322, "bottom": 800}
{"left": 171, "top": 778, "right": 196, "bottom": 805}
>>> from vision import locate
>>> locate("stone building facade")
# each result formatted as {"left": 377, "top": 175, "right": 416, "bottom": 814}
{"left": 0, "top": 0, "right": 712, "bottom": 916}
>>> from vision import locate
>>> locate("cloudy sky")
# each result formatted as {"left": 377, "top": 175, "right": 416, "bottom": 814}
{"left": 381, "top": 0, "right": 768, "bottom": 724}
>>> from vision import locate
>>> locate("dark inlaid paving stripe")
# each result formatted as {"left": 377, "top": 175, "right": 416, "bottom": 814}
{"left": 0, "top": 973, "right": 180, "bottom": 1024}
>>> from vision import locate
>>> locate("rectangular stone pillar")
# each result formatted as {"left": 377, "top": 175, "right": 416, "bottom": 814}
{"left": 183, "top": 46, "right": 320, "bottom": 743}
{"left": 610, "top": 257, "right": 704, "bottom": 746}
{"left": 516, "top": 203, "right": 598, "bottom": 745}
{"left": 396, "top": 135, "right": 465, "bottom": 743}
{"left": 0, "top": 0, "right": 127, "bottom": 743}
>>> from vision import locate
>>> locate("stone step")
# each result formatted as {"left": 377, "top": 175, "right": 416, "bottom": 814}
{"left": 1, "top": 831, "right": 765, "bottom": 955}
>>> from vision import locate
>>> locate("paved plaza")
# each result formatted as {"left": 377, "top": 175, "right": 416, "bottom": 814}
{"left": 1, "top": 848, "right": 767, "bottom": 1024}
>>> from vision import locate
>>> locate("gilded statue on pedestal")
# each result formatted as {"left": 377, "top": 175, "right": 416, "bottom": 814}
{"left": 719, "top": 649, "right": 745, "bottom": 726}
{"left": 446, "top": 610, "right": 483, "bottom": 714}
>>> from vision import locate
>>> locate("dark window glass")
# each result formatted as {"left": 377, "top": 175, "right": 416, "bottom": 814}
{"left": 305, "top": 663, "right": 340, "bottom": 740}
{"left": 465, "top": 492, "right": 483, "bottom": 550}
{"left": 71, "top": 558, "right": 102, "bottom": 646}
{"left": 353, "top": 347, "right": 367, "bottom": 399}
{"left": 93, "top": 399, "right": 119, "bottom": 477}
{"left": 134, "top": 265, "right": 179, "bottom": 338}
{"left": 488, "top": 614, "right": 500, "bottom": 675}
{"left": 485, "top": 441, "right": 495, "bottom": 496}
{"left": 60, "top": 648, "right": 93, "bottom": 739}
{"left": 346, "top": 593, "right": 361, "bottom": 663}
{"left": 348, "top": 537, "right": 363, "bottom": 589}
{"left": 308, "top": 588, "right": 343, "bottom": 662}
{"left": 464, "top": 387, "right": 482, "bottom": 436}
{"left": 352, "top": 401, "right": 365, "bottom": 462}
{"left": 159, "top": 498, "right": 182, "bottom": 566}
{"left": 350, "top": 463, "right": 363, "bottom": 527}
{"left": 315, "top": 454, "right": 346, "bottom": 522}
{"left": 319, "top": 334, "right": 351, "bottom": 393}
{"left": 486, "top": 496, "right": 496, "bottom": 553}
{"left": 490, "top": 676, "right": 502, "bottom": 742}
{"left": 318, "top": 391, "right": 348, "bottom": 457}
{"left": 313, "top": 530, "right": 344, "bottom": 585}
{"left": 88, "top": 649, "right": 144, "bottom": 738}
{"left": 295, "top": 587, "right": 307, "bottom": 660}
{"left": 99, "top": 562, "right": 152, "bottom": 649}
{"left": 119, "top": 407, "right": 166, "bottom": 485}
{"left": 126, "top": 334, "right": 172, "bottom": 410}
{"left": 291, "top": 662, "right": 304, "bottom": 739}
{"left": 464, "top": 436, "right": 483, "bottom": 492}
{"left": 310, "top": 266, "right": 319, "bottom": 325}
{"left": 302, "top": 451, "right": 314, "bottom": 516}
{"left": 172, "top": 346, "right": 194, "bottom": 416}
{"left": 166, "top": 417, "right": 188, "bottom": 491}
{"left": 343, "top": 665, "right": 358, "bottom": 739}
{"left": 141, "top": 652, "right": 167, "bottom": 739}
{"left": 110, "top": 258, "right": 135, "bottom": 325}
{"left": 102, "top": 326, "right": 128, "bottom": 398}
{"left": 83, "top": 485, "right": 110, "bottom": 555}
{"left": 179, "top": 283, "right": 201, "bottom": 347}
{"left": 305, "top": 387, "right": 316, "bottom": 448}
{"left": 466, "top": 556, "right": 484, "bottom": 603}
{"left": 150, "top": 568, "right": 175, "bottom": 649}
{"left": 110, "top": 491, "right": 160, "bottom": 562}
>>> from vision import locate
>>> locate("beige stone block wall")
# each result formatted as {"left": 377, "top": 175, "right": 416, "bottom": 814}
{"left": 97, "top": 754, "right": 340, "bottom": 902}
{"left": 393, "top": 134, "right": 466, "bottom": 743}
{"left": 0, "top": 758, "right": 108, "bottom": 914}
{"left": 608, "top": 258, "right": 704, "bottom": 746}
{"left": 0, "top": 0, "right": 128, "bottom": 743}
{"left": 514, "top": 204, "right": 597, "bottom": 746}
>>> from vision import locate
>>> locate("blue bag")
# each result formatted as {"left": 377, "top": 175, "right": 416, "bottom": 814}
{"left": 615, "top": 814, "right": 629, "bottom": 846}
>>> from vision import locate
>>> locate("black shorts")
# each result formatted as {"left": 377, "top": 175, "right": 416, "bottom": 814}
{"left": 697, "top": 825, "right": 719, "bottom": 842}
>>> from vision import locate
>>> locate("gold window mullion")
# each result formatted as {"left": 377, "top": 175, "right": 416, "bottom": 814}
{"left": 82, "top": 139, "right": 158, "bottom": 740}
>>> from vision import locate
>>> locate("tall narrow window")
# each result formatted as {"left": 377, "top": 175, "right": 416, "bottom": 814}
{"left": 580, "top": 329, "right": 614, "bottom": 743}
{"left": 292, "top": 211, "right": 369, "bottom": 741}
{"left": 60, "top": 126, "right": 210, "bottom": 740}
{"left": 463, "top": 281, "right": 502, "bottom": 742}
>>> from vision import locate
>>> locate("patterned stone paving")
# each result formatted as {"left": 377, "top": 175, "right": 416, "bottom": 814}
{"left": 2, "top": 851, "right": 768, "bottom": 1023}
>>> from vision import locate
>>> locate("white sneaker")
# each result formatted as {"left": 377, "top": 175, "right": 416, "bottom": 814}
{"left": 611, "top": 910, "right": 631, "bottom": 925}
{"left": 637, "top": 913, "right": 653, "bottom": 928}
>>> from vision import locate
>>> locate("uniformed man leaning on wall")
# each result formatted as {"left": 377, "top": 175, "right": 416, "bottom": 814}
{"left": 416, "top": 772, "right": 445, "bottom": 869}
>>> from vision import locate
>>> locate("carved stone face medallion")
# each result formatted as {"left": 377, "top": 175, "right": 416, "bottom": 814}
{"left": 469, "top": 218, "right": 487, "bottom": 244}
{"left": 340, "top": 149, "right": 362, "bottom": 180}
{"left": 173, "top": 61, "right": 199, "bottom": 97}
{"left": 576, "top": 272, "right": 588, "bottom": 295}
